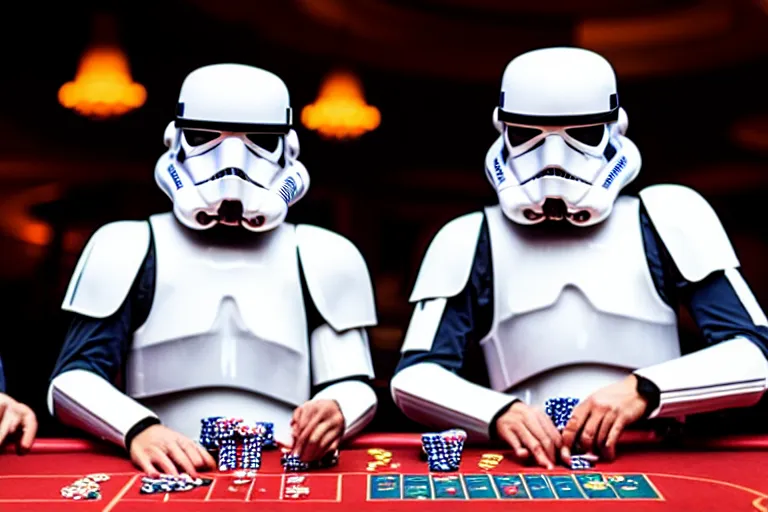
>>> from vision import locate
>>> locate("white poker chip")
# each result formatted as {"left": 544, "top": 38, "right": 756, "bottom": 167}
{"left": 86, "top": 473, "right": 110, "bottom": 483}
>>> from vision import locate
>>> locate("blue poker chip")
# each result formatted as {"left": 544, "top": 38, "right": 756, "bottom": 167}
{"left": 255, "top": 421, "right": 276, "bottom": 449}
{"left": 569, "top": 455, "right": 593, "bottom": 470}
{"left": 281, "top": 453, "right": 309, "bottom": 472}
{"left": 421, "top": 429, "right": 465, "bottom": 472}
{"left": 545, "top": 397, "right": 580, "bottom": 431}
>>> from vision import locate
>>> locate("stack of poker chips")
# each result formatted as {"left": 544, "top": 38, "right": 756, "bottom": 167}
{"left": 421, "top": 428, "right": 467, "bottom": 472}
{"left": 199, "top": 416, "right": 224, "bottom": 452}
{"left": 255, "top": 421, "right": 276, "bottom": 449}
{"left": 139, "top": 473, "right": 213, "bottom": 494}
{"left": 60, "top": 474, "right": 109, "bottom": 501}
{"left": 238, "top": 424, "right": 266, "bottom": 470}
{"left": 544, "top": 397, "right": 596, "bottom": 470}
{"left": 281, "top": 449, "right": 310, "bottom": 472}
{"left": 198, "top": 416, "right": 276, "bottom": 472}
{"left": 544, "top": 397, "right": 580, "bottom": 432}
{"left": 216, "top": 418, "right": 240, "bottom": 471}
{"left": 280, "top": 448, "right": 340, "bottom": 472}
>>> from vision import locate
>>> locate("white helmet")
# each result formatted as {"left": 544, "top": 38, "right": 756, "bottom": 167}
{"left": 155, "top": 63, "right": 309, "bottom": 232}
{"left": 485, "top": 47, "right": 640, "bottom": 226}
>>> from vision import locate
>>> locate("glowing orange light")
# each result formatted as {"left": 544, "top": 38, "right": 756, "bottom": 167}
{"left": 58, "top": 45, "right": 146, "bottom": 119}
{"left": 20, "top": 221, "right": 52, "bottom": 246}
{"left": 301, "top": 71, "right": 380, "bottom": 140}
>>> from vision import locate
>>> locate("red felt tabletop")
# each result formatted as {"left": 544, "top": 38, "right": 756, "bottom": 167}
{"left": 1, "top": 433, "right": 767, "bottom": 511}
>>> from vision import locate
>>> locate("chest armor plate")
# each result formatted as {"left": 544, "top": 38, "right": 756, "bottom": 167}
{"left": 481, "top": 199, "right": 680, "bottom": 404}
{"left": 126, "top": 213, "right": 309, "bottom": 408}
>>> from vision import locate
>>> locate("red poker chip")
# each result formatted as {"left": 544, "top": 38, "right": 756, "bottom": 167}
{"left": 503, "top": 485, "right": 519, "bottom": 496}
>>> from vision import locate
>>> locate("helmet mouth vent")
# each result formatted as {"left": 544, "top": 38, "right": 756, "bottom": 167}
{"left": 217, "top": 200, "right": 244, "bottom": 224}
{"left": 542, "top": 198, "right": 567, "bottom": 221}
{"left": 521, "top": 167, "right": 589, "bottom": 185}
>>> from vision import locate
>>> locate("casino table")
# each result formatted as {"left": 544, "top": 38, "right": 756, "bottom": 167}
{"left": 1, "top": 432, "right": 767, "bottom": 511}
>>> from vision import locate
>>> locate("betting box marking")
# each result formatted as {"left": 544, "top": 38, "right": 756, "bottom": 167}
{"left": 203, "top": 478, "right": 217, "bottom": 500}
{"left": 367, "top": 473, "right": 663, "bottom": 501}
{"left": 102, "top": 474, "right": 139, "bottom": 512}
{"left": 28, "top": 470, "right": 768, "bottom": 507}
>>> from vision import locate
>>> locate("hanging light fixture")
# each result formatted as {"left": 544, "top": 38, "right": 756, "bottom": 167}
{"left": 58, "top": 14, "right": 146, "bottom": 120}
{"left": 301, "top": 70, "right": 380, "bottom": 140}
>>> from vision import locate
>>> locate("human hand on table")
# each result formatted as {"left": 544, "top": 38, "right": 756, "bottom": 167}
{"left": 561, "top": 375, "right": 647, "bottom": 464}
{"left": 129, "top": 424, "right": 216, "bottom": 478}
{"left": 289, "top": 399, "right": 345, "bottom": 462}
{"left": 0, "top": 393, "right": 37, "bottom": 452}
{"left": 494, "top": 401, "right": 562, "bottom": 470}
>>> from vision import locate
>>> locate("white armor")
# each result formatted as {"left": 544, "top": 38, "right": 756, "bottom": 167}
{"left": 50, "top": 64, "right": 378, "bottom": 450}
{"left": 51, "top": 215, "right": 377, "bottom": 447}
{"left": 392, "top": 191, "right": 768, "bottom": 438}
{"left": 392, "top": 47, "right": 768, "bottom": 440}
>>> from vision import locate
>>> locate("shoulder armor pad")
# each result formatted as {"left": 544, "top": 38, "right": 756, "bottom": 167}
{"left": 640, "top": 184, "right": 739, "bottom": 282}
{"left": 62, "top": 220, "right": 151, "bottom": 318}
{"left": 409, "top": 212, "right": 484, "bottom": 302}
{"left": 296, "top": 225, "right": 377, "bottom": 331}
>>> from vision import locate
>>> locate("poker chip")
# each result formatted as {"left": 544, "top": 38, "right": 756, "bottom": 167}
{"left": 239, "top": 424, "right": 266, "bottom": 470}
{"left": 421, "top": 428, "right": 467, "bottom": 472}
{"left": 59, "top": 473, "right": 110, "bottom": 501}
{"left": 255, "top": 421, "right": 276, "bottom": 449}
{"left": 200, "top": 416, "right": 224, "bottom": 450}
{"left": 545, "top": 397, "right": 580, "bottom": 431}
{"left": 281, "top": 453, "right": 310, "bottom": 472}
{"left": 280, "top": 448, "right": 339, "bottom": 472}
{"left": 199, "top": 417, "right": 273, "bottom": 471}
{"left": 233, "top": 469, "right": 257, "bottom": 484}
{"left": 139, "top": 473, "right": 212, "bottom": 495}
{"left": 478, "top": 453, "right": 504, "bottom": 470}
{"left": 214, "top": 418, "right": 241, "bottom": 471}
{"left": 570, "top": 455, "right": 593, "bottom": 470}
{"left": 366, "top": 448, "right": 393, "bottom": 471}
{"left": 584, "top": 480, "right": 608, "bottom": 490}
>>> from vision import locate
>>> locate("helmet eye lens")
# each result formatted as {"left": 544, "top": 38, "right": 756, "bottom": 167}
{"left": 246, "top": 133, "right": 281, "bottom": 152}
{"left": 565, "top": 125, "right": 605, "bottom": 146}
{"left": 506, "top": 125, "right": 542, "bottom": 147}
{"left": 183, "top": 129, "right": 220, "bottom": 147}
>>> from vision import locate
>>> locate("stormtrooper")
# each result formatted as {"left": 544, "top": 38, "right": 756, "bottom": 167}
{"left": 49, "top": 64, "right": 378, "bottom": 475}
{"left": 391, "top": 48, "right": 768, "bottom": 469}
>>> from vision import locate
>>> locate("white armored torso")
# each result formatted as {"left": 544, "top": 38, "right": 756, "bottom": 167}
{"left": 481, "top": 197, "right": 679, "bottom": 406}
{"left": 127, "top": 213, "right": 308, "bottom": 442}
{"left": 55, "top": 212, "right": 378, "bottom": 448}
{"left": 395, "top": 184, "right": 766, "bottom": 439}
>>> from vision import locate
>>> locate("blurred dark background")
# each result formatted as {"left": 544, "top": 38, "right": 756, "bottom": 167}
{"left": 1, "top": 0, "right": 767, "bottom": 438}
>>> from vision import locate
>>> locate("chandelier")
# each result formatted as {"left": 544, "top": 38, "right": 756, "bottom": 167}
{"left": 58, "top": 16, "right": 146, "bottom": 120}
{"left": 301, "top": 70, "right": 380, "bottom": 140}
